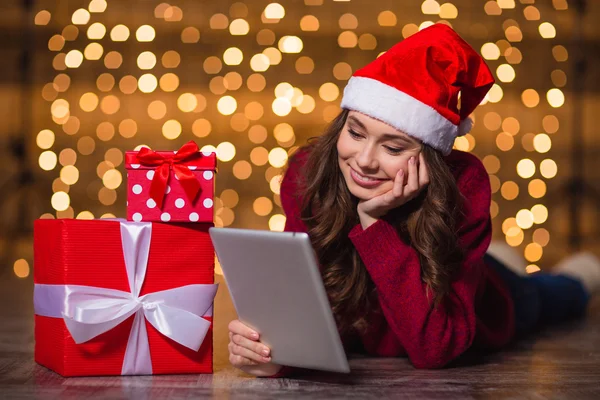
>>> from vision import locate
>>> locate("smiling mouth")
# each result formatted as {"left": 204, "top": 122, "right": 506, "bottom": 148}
{"left": 349, "top": 167, "right": 387, "bottom": 187}
{"left": 351, "top": 169, "right": 381, "bottom": 182}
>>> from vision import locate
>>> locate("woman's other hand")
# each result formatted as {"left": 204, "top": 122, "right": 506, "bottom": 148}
{"left": 357, "top": 152, "right": 429, "bottom": 228}
{"left": 228, "top": 319, "right": 283, "bottom": 377}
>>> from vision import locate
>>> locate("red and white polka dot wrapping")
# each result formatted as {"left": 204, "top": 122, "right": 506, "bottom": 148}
{"left": 125, "top": 149, "right": 216, "bottom": 223}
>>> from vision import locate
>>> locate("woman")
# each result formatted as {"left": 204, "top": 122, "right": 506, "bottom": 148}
{"left": 227, "top": 23, "right": 600, "bottom": 377}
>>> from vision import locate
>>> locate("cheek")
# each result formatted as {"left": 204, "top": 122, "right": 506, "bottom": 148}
{"left": 336, "top": 135, "right": 351, "bottom": 159}
{"left": 382, "top": 159, "right": 409, "bottom": 180}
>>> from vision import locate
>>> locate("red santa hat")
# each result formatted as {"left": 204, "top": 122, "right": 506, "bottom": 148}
{"left": 340, "top": 23, "right": 495, "bottom": 156}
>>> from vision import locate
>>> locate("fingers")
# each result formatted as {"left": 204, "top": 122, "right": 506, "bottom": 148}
{"left": 228, "top": 319, "right": 272, "bottom": 369}
{"left": 228, "top": 319, "right": 259, "bottom": 340}
{"left": 229, "top": 352, "right": 259, "bottom": 367}
{"left": 232, "top": 333, "right": 271, "bottom": 359}
{"left": 391, "top": 169, "right": 404, "bottom": 197}
{"left": 418, "top": 152, "right": 430, "bottom": 187}
{"left": 403, "top": 156, "right": 420, "bottom": 197}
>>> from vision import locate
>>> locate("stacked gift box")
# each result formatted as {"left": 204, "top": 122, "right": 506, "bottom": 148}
{"left": 33, "top": 141, "right": 219, "bottom": 376}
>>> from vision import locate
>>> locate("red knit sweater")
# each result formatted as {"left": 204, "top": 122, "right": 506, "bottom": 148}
{"left": 275, "top": 147, "right": 515, "bottom": 373}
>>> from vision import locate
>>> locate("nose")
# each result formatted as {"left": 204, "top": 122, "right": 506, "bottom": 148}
{"left": 355, "top": 144, "right": 378, "bottom": 171}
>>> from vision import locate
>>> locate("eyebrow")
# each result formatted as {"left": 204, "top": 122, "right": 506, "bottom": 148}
{"left": 348, "top": 115, "right": 416, "bottom": 146}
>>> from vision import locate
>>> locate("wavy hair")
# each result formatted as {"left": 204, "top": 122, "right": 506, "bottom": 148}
{"left": 298, "top": 109, "right": 465, "bottom": 335}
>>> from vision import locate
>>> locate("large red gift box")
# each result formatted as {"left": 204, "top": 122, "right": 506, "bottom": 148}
{"left": 33, "top": 219, "right": 216, "bottom": 377}
{"left": 125, "top": 141, "right": 217, "bottom": 223}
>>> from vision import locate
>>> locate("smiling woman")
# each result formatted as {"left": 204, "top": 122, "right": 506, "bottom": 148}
{"left": 226, "top": 23, "right": 599, "bottom": 378}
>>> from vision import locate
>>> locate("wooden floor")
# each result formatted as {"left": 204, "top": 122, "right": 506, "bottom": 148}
{"left": 1, "top": 272, "right": 600, "bottom": 399}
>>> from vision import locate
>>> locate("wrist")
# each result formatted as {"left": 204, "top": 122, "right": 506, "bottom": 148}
{"left": 358, "top": 209, "right": 379, "bottom": 230}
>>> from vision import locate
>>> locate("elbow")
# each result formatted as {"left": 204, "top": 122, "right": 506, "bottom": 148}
{"left": 408, "top": 329, "right": 475, "bottom": 370}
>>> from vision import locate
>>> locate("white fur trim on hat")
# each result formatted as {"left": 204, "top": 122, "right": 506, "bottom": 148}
{"left": 341, "top": 76, "right": 460, "bottom": 155}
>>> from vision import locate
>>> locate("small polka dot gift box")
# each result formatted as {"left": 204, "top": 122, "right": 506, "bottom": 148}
{"left": 125, "top": 140, "right": 216, "bottom": 223}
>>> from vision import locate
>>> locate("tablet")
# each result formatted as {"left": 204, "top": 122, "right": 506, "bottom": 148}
{"left": 209, "top": 227, "right": 350, "bottom": 373}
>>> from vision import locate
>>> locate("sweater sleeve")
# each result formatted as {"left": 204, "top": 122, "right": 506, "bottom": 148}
{"left": 349, "top": 159, "right": 492, "bottom": 369}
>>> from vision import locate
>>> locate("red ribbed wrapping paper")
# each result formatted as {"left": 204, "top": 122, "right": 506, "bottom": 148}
{"left": 33, "top": 219, "right": 215, "bottom": 377}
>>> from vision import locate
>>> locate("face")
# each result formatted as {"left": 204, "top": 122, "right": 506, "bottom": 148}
{"left": 337, "top": 111, "right": 422, "bottom": 200}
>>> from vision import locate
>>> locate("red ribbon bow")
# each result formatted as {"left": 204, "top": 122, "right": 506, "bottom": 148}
{"left": 136, "top": 141, "right": 202, "bottom": 209}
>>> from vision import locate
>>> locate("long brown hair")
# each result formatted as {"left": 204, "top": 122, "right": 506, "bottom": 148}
{"left": 298, "top": 109, "right": 465, "bottom": 335}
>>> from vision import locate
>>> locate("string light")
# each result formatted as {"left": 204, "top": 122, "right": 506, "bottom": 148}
{"left": 32, "top": 1, "right": 568, "bottom": 278}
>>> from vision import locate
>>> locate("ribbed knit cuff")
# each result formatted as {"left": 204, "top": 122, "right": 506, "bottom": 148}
{"left": 349, "top": 219, "right": 410, "bottom": 275}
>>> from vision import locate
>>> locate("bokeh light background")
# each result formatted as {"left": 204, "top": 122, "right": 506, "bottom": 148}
{"left": 11, "top": 0, "right": 597, "bottom": 279}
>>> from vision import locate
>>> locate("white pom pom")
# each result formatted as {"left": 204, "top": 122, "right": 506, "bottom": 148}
{"left": 458, "top": 117, "right": 473, "bottom": 136}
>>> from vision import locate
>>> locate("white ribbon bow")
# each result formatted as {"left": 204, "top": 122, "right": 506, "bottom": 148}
{"left": 34, "top": 221, "right": 218, "bottom": 375}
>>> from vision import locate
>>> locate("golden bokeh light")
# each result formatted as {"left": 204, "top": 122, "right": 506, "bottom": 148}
{"left": 269, "top": 214, "right": 286, "bottom": 231}
{"left": 102, "top": 169, "right": 123, "bottom": 190}
{"left": 378, "top": 10, "right": 397, "bottom": 26}
{"left": 72, "top": 8, "right": 90, "bottom": 25}
{"left": 487, "top": 84, "right": 504, "bottom": 103}
{"left": 60, "top": 165, "right": 79, "bottom": 185}
{"left": 250, "top": 147, "right": 269, "bottom": 166}
{"left": 178, "top": 93, "right": 198, "bottom": 112}
{"left": 264, "top": 3, "right": 285, "bottom": 19}
{"left": 137, "top": 51, "right": 157, "bottom": 69}
{"left": 160, "top": 73, "right": 180, "bottom": 92}
{"left": 192, "top": 119, "right": 212, "bottom": 138}
{"left": 77, "top": 136, "right": 95, "bottom": 155}
{"left": 516, "top": 159, "right": 535, "bottom": 179}
{"left": 440, "top": 3, "right": 458, "bottom": 19}
{"left": 87, "top": 22, "right": 106, "bottom": 39}
{"left": 37, "top": 129, "right": 55, "bottom": 149}
{"left": 249, "top": 125, "right": 268, "bottom": 144}
{"left": 217, "top": 142, "right": 236, "bottom": 162}
{"left": 483, "top": 155, "right": 501, "bottom": 174}
{"left": 224, "top": 47, "right": 243, "bottom": 65}
{"left": 540, "top": 159, "right": 558, "bottom": 179}
{"left": 39, "top": 151, "right": 58, "bottom": 171}
{"left": 528, "top": 179, "right": 547, "bottom": 198}
{"left": 230, "top": 19, "right": 250, "bottom": 35}
{"left": 182, "top": 27, "right": 200, "bottom": 43}
{"left": 51, "top": 191, "right": 70, "bottom": 211}
{"left": 110, "top": 24, "right": 130, "bottom": 41}
{"left": 35, "top": 10, "right": 51, "bottom": 25}
{"left": 65, "top": 50, "right": 84, "bottom": 68}
{"left": 546, "top": 88, "right": 565, "bottom": 108}
{"left": 300, "top": 15, "right": 319, "bottom": 31}
{"left": 162, "top": 119, "right": 182, "bottom": 140}
{"left": 525, "top": 243, "right": 543, "bottom": 262}
{"left": 516, "top": 209, "right": 534, "bottom": 229}
{"left": 136, "top": 25, "right": 156, "bottom": 42}
{"left": 233, "top": 161, "right": 252, "bottom": 180}
{"left": 552, "top": 45, "right": 568, "bottom": 62}
{"left": 501, "top": 181, "right": 519, "bottom": 200}
{"left": 531, "top": 204, "right": 548, "bottom": 224}
{"left": 421, "top": 0, "right": 441, "bottom": 15}
{"left": 104, "top": 51, "right": 123, "bottom": 69}
{"left": 254, "top": 197, "right": 273, "bottom": 216}
{"left": 14, "top": 259, "right": 30, "bottom": 278}
{"left": 119, "top": 119, "right": 138, "bottom": 138}
{"left": 210, "top": 13, "right": 229, "bottom": 29}
{"left": 268, "top": 147, "right": 288, "bottom": 168}
{"left": 539, "top": 22, "right": 556, "bottom": 38}
{"left": 533, "top": 228, "right": 550, "bottom": 247}
{"left": 533, "top": 134, "right": 552, "bottom": 153}
{"left": 218, "top": 96, "right": 238, "bottom": 115}
{"left": 138, "top": 74, "right": 158, "bottom": 93}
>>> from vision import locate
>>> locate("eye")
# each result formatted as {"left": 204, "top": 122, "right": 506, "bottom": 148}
{"left": 348, "top": 129, "right": 362, "bottom": 139}
{"left": 384, "top": 146, "right": 403, "bottom": 155}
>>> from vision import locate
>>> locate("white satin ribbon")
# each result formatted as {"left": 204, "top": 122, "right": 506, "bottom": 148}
{"left": 33, "top": 221, "right": 218, "bottom": 375}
